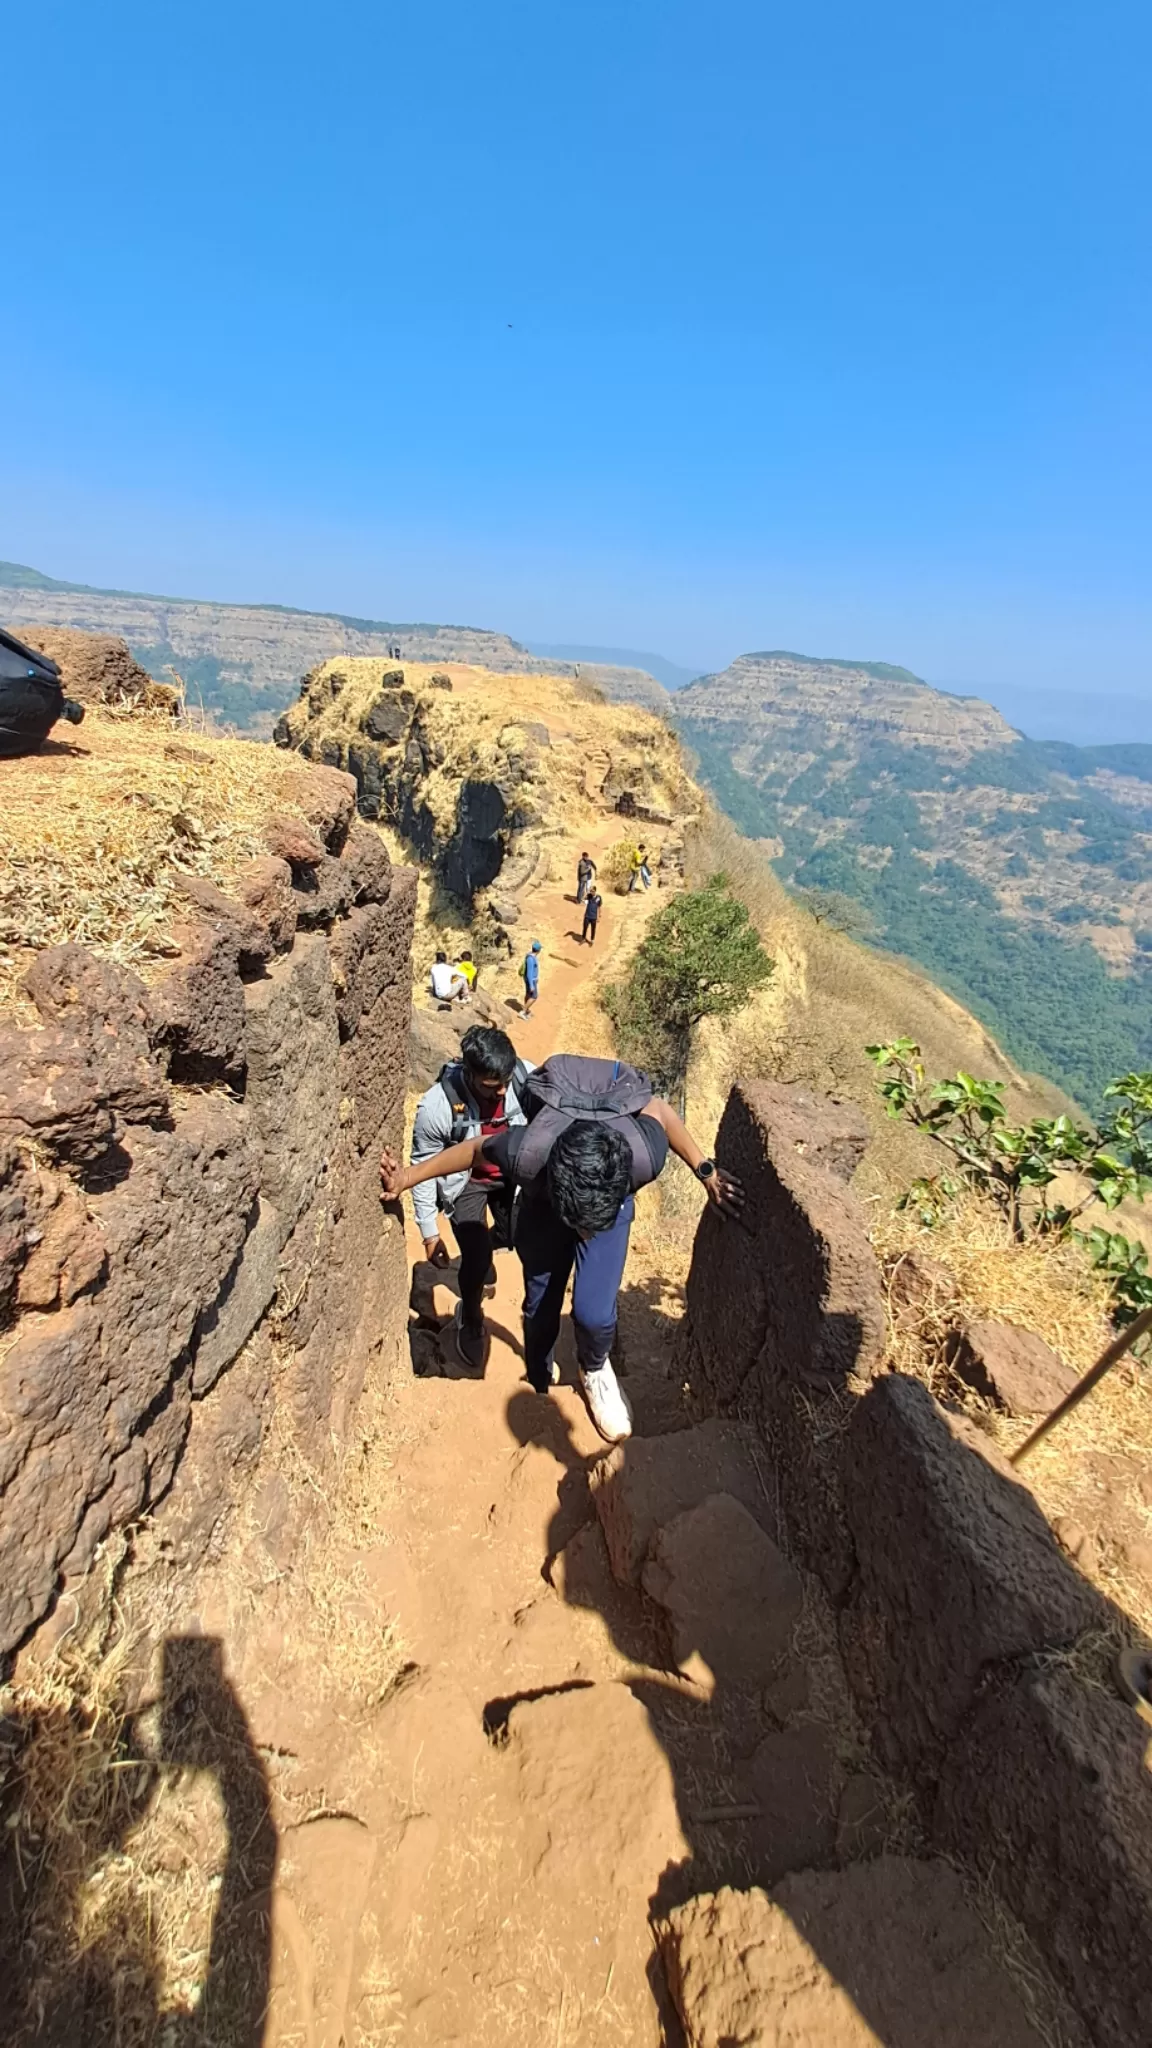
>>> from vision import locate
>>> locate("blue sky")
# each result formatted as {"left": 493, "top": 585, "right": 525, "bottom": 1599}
{"left": 4, "top": 0, "right": 1150, "bottom": 705}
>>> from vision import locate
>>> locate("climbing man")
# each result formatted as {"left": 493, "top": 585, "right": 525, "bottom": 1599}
{"left": 628, "top": 845, "right": 652, "bottom": 892}
{"left": 576, "top": 850, "right": 597, "bottom": 904}
{"left": 581, "top": 886, "right": 603, "bottom": 945}
{"left": 382, "top": 1055, "right": 742, "bottom": 1441}
{"left": 429, "top": 950, "right": 469, "bottom": 1004}
{"left": 409, "top": 1025, "right": 534, "bottom": 1369}
{"left": 522, "top": 939, "right": 542, "bottom": 1017}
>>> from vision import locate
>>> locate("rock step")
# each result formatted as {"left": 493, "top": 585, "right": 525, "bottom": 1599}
{"left": 660, "top": 1857, "right": 1083, "bottom": 2048}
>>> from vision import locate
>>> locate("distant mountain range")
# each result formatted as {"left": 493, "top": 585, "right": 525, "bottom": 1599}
{"left": 525, "top": 641, "right": 702, "bottom": 692}
{"left": 675, "top": 651, "right": 1152, "bottom": 1106}
{"left": 0, "top": 561, "right": 686, "bottom": 732}
{"left": 4, "top": 556, "right": 1149, "bottom": 1101}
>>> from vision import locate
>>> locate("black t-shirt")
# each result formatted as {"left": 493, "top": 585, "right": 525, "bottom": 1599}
{"left": 483, "top": 1116, "right": 669, "bottom": 1203}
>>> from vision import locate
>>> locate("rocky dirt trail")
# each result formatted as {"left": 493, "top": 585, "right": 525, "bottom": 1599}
{"left": 179, "top": 823, "right": 1085, "bottom": 2048}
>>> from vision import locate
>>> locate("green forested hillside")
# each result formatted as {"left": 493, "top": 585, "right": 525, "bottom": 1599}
{"left": 677, "top": 656, "right": 1152, "bottom": 1110}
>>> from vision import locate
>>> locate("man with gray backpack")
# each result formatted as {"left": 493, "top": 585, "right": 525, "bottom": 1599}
{"left": 384, "top": 1053, "right": 742, "bottom": 1441}
{"left": 409, "top": 1025, "right": 534, "bottom": 1370}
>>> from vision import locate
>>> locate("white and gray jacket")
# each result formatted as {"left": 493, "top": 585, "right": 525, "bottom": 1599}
{"left": 409, "top": 1060, "right": 535, "bottom": 1240}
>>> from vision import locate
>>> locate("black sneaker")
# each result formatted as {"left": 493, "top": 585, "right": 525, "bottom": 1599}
{"left": 453, "top": 1303, "right": 489, "bottom": 1371}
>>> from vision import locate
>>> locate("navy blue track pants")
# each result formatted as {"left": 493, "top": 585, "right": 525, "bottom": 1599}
{"left": 516, "top": 1197, "right": 634, "bottom": 1390}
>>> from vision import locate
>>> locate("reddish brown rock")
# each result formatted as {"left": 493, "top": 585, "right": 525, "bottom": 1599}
{"left": 947, "top": 1319, "right": 1077, "bottom": 1416}
{"left": 935, "top": 1666, "right": 1152, "bottom": 2048}
{"left": 290, "top": 852, "right": 355, "bottom": 929}
{"left": 0, "top": 947, "right": 169, "bottom": 1165}
{"left": 685, "top": 1079, "right": 885, "bottom": 1412}
{"left": 236, "top": 854, "right": 298, "bottom": 951}
{"left": 840, "top": 1374, "right": 1104, "bottom": 1776}
{"left": 9, "top": 626, "right": 174, "bottom": 709}
{"left": 742, "top": 1080, "right": 869, "bottom": 1185}
{"left": 745, "top": 1721, "right": 841, "bottom": 1882}
{"left": 683, "top": 1079, "right": 885, "bottom": 1594}
{"left": 641, "top": 1493, "right": 806, "bottom": 1689}
{"left": 15, "top": 1183, "right": 106, "bottom": 1310}
{"left": 887, "top": 1248, "right": 959, "bottom": 1321}
{"left": 264, "top": 814, "right": 325, "bottom": 871}
{"left": 339, "top": 821, "right": 393, "bottom": 905}
{"left": 590, "top": 1417, "right": 779, "bottom": 1586}
{"left": 285, "top": 762, "right": 358, "bottom": 850}
{"left": 660, "top": 1860, "right": 1060, "bottom": 2048}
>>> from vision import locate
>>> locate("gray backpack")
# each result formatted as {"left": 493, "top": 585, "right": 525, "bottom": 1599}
{"left": 514, "top": 1055, "right": 660, "bottom": 1190}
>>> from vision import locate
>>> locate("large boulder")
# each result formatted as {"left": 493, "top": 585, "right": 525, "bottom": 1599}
{"left": 0, "top": 947, "right": 169, "bottom": 1166}
{"left": 659, "top": 1859, "right": 1062, "bottom": 2048}
{"left": 641, "top": 1493, "right": 806, "bottom": 1689}
{"left": 934, "top": 1665, "right": 1152, "bottom": 2048}
{"left": 839, "top": 1374, "right": 1104, "bottom": 1777}
{"left": 591, "top": 1417, "right": 779, "bottom": 1585}
{"left": 683, "top": 1079, "right": 885, "bottom": 1590}
{"left": 946, "top": 1319, "right": 1077, "bottom": 1416}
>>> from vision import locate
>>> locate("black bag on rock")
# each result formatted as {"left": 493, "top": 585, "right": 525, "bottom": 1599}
{"left": 0, "top": 627, "right": 85, "bottom": 758}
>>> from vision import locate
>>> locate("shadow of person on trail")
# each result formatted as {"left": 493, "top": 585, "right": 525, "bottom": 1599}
{"left": 1, "top": 1633, "right": 277, "bottom": 2048}
{"left": 500, "top": 1343, "right": 1110, "bottom": 2048}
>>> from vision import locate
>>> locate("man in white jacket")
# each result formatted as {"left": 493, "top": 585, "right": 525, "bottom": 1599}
{"left": 410, "top": 1024, "right": 534, "bottom": 1368}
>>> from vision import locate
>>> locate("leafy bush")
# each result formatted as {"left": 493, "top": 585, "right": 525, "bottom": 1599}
{"left": 599, "top": 838, "right": 639, "bottom": 895}
{"left": 1076, "top": 1228, "right": 1152, "bottom": 1327}
{"left": 604, "top": 875, "right": 773, "bottom": 1100}
{"left": 866, "top": 1040, "right": 1152, "bottom": 1244}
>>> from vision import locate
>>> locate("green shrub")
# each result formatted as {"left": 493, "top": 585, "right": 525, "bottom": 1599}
{"left": 604, "top": 875, "right": 773, "bottom": 1100}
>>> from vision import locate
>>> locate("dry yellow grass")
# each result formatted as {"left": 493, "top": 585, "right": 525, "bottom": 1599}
{"left": 872, "top": 1192, "right": 1152, "bottom": 1642}
{"left": 0, "top": 705, "right": 311, "bottom": 1018}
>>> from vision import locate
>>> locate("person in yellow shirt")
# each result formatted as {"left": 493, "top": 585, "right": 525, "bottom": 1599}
{"left": 456, "top": 949, "right": 478, "bottom": 992}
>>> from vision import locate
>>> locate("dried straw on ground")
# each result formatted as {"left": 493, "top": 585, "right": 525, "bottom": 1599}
{"left": 0, "top": 707, "right": 310, "bottom": 1019}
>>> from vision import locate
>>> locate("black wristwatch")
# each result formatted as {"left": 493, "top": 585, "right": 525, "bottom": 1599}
{"left": 694, "top": 1158, "right": 717, "bottom": 1183}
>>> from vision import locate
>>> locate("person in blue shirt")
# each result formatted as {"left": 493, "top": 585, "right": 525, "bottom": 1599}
{"left": 522, "top": 939, "right": 542, "bottom": 1017}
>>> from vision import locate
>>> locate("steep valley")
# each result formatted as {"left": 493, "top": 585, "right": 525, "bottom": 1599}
{"left": 675, "top": 651, "right": 1152, "bottom": 1107}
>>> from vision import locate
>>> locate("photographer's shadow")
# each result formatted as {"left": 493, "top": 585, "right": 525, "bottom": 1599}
{"left": 3, "top": 1634, "right": 276, "bottom": 2048}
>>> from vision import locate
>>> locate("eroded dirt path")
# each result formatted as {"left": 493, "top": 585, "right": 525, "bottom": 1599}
{"left": 180, "top": 821, "right": 1084, "bottom": 2048}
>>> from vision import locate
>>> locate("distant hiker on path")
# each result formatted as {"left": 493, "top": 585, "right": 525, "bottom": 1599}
{"left": 382, "top": 1054, "right": 742, "bottom": 1441}
{"left": 409, "top": 1025, "right": 534, "bottom": 1369}
{"left": 581, "top": 888, "right": 602, "bottom": 945}
{"left": 522, "top": 939, "right": 542, "bottom": 1016}
{"left": 429, "top": 950, "right": 469, "bottom": 1004}
{"left": 576, "top": 851, "right": 597, "bottom": 904}
{"left": 629, "top": 845, "right": 652, "bottom": 892}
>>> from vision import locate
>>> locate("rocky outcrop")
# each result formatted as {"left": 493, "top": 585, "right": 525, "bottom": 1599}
{"left": 274, "top": 658, "right": 696, "bottom": 929}
{"left": 685, "top": 1076, "right": 1152, "bottom": 2048}
{"left": 10, "top": 624, "right": 177, "bottom": 711}
{"left": 659, "top": 1859, "right": 1058, "bottom": 2048}
{"left": 0, "top": 764, "right": 415, "bottom": 1663}
{"left": 682, "top": 1078, "right": 884, "bottom": 1590}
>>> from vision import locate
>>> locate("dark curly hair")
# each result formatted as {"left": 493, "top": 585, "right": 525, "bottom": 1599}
{"left": 460, "top": 1024, "right": 517, "bottom": 1084}
{"left": 547, "top": 1123, "right": 633, "bottom": 1235}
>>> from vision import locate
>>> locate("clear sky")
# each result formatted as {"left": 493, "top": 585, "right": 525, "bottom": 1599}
{"left": 4, "top": 0, "right": 1150, "bottom": 700}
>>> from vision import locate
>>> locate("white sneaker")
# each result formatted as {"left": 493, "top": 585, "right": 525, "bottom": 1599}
{"left": 579, "top": 1360, "right": 633, "bottom": 1443}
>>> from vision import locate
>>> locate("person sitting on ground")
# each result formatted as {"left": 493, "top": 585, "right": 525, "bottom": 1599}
{"left": 429, "top": 950, "right": 469, "bottom": 1004}
{"left": 456, "top": 948, "right": 478, "bottom": 992}
{"left": 409, "top": 1024, "right": 534, "bottom": 1369}
{"left": 522, "top": 939, "right": 542, "bottom": 1016}
{"left": 382, "top": 1054, "right": 742, "bottom": 1442}
{"left": 576, "top": 850, "right": 597, "bottom": 904}
{"left": 629, "top": 845, "right": 652, "bottom": 892}
{"left": 581, "top": 887, "right": 603, "bottom": 945}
